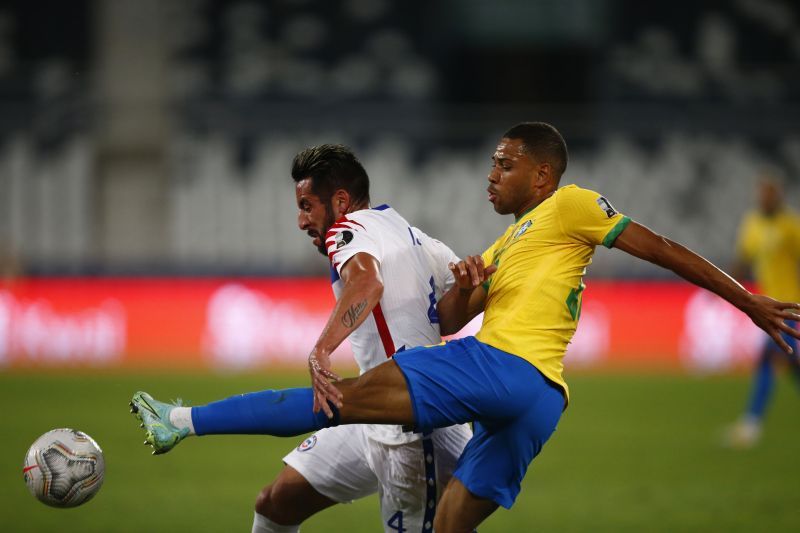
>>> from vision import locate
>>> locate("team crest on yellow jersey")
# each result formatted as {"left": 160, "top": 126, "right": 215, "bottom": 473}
{"left": 513, "top": 220, "right": 533, "bottom": 239}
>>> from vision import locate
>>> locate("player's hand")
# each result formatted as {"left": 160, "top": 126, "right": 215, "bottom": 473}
{"left": 308, "top": 350, "right": 343, "bottom": 418}
{"left": 449, "top": 255, "right": 497, "bottom": 290}
{"left": 742, "top": 294, "right": 800, "bottom": 355}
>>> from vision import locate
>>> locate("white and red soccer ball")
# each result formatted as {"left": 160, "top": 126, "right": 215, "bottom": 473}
{"left": 23, "top": 428, "right": 105, "bottom": 508}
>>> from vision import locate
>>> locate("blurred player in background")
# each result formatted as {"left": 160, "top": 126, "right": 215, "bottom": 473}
{"left": 213, "top": 145, "right": 472, "bottom": 532}
{"left": 726, "top": 175, "right": 800, "bottom": 448}
{"left": 133, "top": 123, "right": 800, "bottom": 532}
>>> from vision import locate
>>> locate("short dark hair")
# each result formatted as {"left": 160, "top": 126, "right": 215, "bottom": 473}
{"left": 503, "top": 122, "right": 568, "bottom": 179}
{"left": 291, "top": 144, "right": 370, "bottom": 205}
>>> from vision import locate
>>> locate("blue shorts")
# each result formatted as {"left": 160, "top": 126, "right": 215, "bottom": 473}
{"left": 393, "top": 336, "right": 564, "bottom": 509}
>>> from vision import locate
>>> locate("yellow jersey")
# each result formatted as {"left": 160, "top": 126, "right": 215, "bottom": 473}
{"left": 475, "top": 185, "right": 630, "bottom": 400}
{"left": 736, "top": 209, "right": 800, "bottom": 302}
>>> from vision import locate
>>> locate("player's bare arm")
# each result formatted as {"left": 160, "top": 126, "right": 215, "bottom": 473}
{"left": 438, "top": 255, "right": 496, "bottom": 335}
{"left": 309, "top": 251, "right": 384, "bottom": 417}
{"left": 613, "top": 220, "right": 800, "bottom": 354}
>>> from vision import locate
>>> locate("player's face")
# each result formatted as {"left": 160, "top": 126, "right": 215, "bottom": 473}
{"left": 488, "top": 138, "right": 537, "bottom": 216}
{"left": 296, "top": 178, "right": 336, "bottom": 255}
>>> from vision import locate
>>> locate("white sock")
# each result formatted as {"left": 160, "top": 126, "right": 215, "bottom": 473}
{"left": 168, "top": 407, "right": 196, "bottom": 435}
{"left": 252, "top": 512, "right": 300, "bottom": 533}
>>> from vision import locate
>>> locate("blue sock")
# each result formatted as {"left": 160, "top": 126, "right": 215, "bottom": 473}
{"left": 745, "top": 350, "right": 774, "bottom": 420}
{"left": 190, "top": 388, "right": 339, "bottom": 437}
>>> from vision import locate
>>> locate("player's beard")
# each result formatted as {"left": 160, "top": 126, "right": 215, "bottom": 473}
{"left": 314, "top": 202, "right": 336, "bottom": 256}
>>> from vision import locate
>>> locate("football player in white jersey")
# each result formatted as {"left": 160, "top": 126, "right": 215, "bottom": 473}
{"left": 250, "top": 145, "right": 472, "bottom": 532}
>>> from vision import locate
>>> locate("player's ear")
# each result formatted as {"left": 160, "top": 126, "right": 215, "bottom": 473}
{"left": 332, "top": 189, "right": 351, "bottom": 216}
{"left": 535, "top": 162, "right": 551, "bottom": 185}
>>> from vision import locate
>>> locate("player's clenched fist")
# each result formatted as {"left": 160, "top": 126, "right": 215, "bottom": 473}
{"left": 449, "top": 255, "right": 497, "bottom": 290}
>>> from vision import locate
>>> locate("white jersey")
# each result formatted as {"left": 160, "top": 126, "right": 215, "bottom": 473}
{"left": 325, "top": 204, "right": 458, "bottom": 444}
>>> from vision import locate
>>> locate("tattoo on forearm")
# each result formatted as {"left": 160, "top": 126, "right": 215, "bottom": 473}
{"left": 341, "top": 300, "right": 369, "bottom": 328}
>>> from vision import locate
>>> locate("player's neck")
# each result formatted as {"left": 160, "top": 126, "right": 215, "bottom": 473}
{"left": 514, "top": 189, "right": 556, "bottom": 221}
{"left": 335, "top": 201, "right": 370, "bottom": 220}
{"left": 347, "top": 201, "right": 370, "bottom": 214}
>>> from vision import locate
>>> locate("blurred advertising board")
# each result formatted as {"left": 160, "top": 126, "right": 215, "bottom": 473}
{"left": 0, "top": 278, "right": 764, "bottom": 372}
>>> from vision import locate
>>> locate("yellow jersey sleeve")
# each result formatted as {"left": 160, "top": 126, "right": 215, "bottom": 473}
{"left": 556, "top": 186, "right": 630, "bottom": 247}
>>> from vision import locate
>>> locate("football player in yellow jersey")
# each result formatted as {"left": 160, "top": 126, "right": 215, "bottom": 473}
{"left": 726, "top": 176, "right": 800, "bottom": 448}
{"left": 133, "top": 123, "right": 800, "bottom": 532}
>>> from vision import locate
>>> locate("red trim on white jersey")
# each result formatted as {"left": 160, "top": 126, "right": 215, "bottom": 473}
{"left": 371, "top": 303, "right": 396, "bottom": 357}
{"left": 329, "top": 218, "right": 365, "bottom": 232}
{"left": 325, "top": 216, "right": 367, "bottom": 266}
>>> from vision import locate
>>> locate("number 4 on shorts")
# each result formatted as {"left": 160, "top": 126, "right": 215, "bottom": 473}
{"left": 387, "top": 511, "right": 406, "bottom": 532}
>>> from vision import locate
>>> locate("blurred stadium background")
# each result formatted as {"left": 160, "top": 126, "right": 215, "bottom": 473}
{"left": 1, "top": 0, "right": 799, "bottom": 531}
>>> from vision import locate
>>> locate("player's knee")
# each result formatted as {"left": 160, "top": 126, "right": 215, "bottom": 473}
{"left": 254, "top": 483, "right": 293, "bottom": 524}
{"left": 254, "top": 484, "right": 274, "bottom": 517}
{"left": 256, "top": 478, "right": 310, "bottom": 525}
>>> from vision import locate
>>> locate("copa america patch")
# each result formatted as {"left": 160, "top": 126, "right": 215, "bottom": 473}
{"left": 297, "top": 435, "right": 317, "bottom": 452}
{"left": 335, "top": 230, "right": 353, "bottom": 250}
{"left": 596, "top": 196, "right": 618, "bottom": 218}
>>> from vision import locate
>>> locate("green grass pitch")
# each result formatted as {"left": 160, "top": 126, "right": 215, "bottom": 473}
{"left": 1, "top": 369, "right": 799, "bottom": 532}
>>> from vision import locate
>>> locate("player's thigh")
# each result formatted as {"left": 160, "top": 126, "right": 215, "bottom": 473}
{"left": 283, "top": 425, "right": 378, "bottom": 503}
{"left": 366, "top": 425, "right": 471, "bottom": 533}
{"left": 454, "top": 380, "right": 564, "bottom": 510}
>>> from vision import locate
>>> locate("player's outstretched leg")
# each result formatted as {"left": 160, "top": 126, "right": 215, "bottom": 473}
{"left": 130, "top": 391, "right": 192, "bottom": 455}
{"left": 130, "top": 386, "right": 343, "bottom": 455}
{"left": 130, "top": 360, "right": 414, "bottom": 454}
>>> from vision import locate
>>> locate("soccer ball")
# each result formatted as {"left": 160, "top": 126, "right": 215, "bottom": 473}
{"left": 23, "top": 428, "right": 105, "bottom": 508}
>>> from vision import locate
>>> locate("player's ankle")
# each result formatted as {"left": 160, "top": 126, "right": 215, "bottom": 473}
{"left": 169, "top": 407, "right": 196, "bottom": 436}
